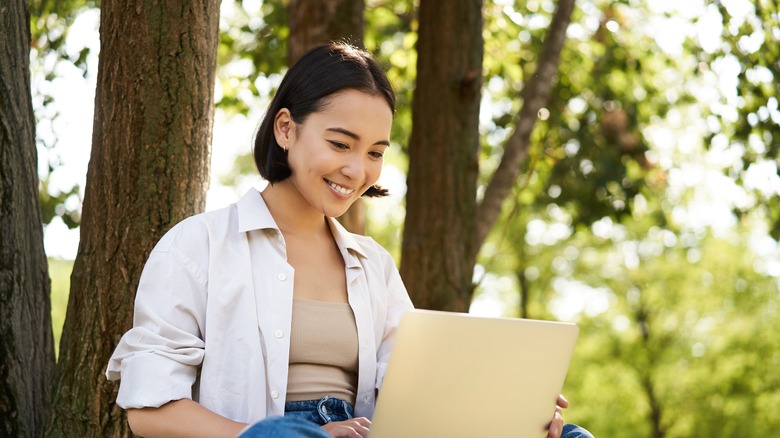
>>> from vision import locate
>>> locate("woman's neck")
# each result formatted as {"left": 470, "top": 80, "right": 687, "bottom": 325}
{"left": 261, "top": 181, "right": 330, "bottom": 236}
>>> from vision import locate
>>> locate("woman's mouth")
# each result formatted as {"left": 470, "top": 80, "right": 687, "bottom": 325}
{"left": 326, "top": 179, "right": 355, "bottom": 196}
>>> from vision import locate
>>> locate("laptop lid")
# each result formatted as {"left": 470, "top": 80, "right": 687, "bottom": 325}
{"left": 370, "top": 309, "right": 579, "bottom": 438}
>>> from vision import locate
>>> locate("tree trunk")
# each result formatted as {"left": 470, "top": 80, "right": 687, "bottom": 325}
{"left": 642, "top": 374, "right": 666, "bottom": 438}
{"left": 0, "top": 2, "right": 57, "bottom": 436}
{"left": 288, "top": 0, "right": 365, "bottom": 64}
{"left": 44, "top": 1, "right": 220, "bottom": 436}
{"left": 401, "top": 0, "right": 576, "bottom": 312}
{"left": 399, "top": 0, "right": 483, "bottom": 311}
{"left": 517, "top": 271, "right": 529, "bottom": 319}
{"left": 288, "top": 0, "right": 367, "bottom": 234}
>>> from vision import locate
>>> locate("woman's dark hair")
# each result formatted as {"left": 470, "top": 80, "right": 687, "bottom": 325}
{"left": 253, "top": 42, "right": 395, "bottom": 197}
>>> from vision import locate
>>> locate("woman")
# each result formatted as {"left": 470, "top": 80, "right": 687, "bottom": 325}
{"left": 106, "top": 42, "right": 589, "bottom": 438}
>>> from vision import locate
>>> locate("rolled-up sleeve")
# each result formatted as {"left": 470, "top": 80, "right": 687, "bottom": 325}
{"left": 106, "top": 222, "right": 209, "bottom": 409}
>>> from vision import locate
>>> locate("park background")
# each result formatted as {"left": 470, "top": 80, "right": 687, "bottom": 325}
{"left": 2, "top": 0, "right": 779, "bottom": 436}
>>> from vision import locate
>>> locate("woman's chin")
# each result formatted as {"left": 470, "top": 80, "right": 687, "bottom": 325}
{"left": 331, "top": 208, "right": 351, "bottom": 219}
{"left": 321, "top": 204, "right": 352, "bottom": 219}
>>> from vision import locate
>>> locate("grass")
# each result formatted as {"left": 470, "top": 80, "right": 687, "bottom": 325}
{"left": 48, "top": 258, "right": 73, "bottom": 358}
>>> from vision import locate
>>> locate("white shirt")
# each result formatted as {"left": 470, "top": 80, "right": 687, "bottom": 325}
{"left": 106, "top": 188, "right": 414, "bottom": 423}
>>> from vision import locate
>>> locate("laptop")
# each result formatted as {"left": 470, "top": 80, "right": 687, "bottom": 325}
{"left": 370, "top": 309, "right": 579, "bottom": 438}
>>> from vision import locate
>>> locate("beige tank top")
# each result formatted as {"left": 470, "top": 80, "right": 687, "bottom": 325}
{"left": 286, "top": 299, "right": 359, "bottom": 404}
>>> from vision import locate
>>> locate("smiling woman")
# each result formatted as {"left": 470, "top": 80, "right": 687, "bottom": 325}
{"left": 103, "top": 41, "right": 592, "bottom": 438}
{"left": 105, "top": 42, "right": 414, "bottom": 438}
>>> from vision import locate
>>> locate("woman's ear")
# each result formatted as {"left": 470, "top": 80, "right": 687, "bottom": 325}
{"left": 273, "top": 108, "right": 294, "bottom": 150}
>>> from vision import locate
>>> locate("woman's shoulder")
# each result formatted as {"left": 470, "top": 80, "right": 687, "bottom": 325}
{"left": 153, "top": 202, "right": 239, "bottom": 253}
{"left": 350, "top": 233, "right": 389, "bottom": 257}
{"left": 338, "top": 229, "right": 398, "bottom": 273}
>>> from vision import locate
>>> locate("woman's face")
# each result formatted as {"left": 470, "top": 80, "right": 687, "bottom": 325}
{"left": 275, "top": 89, "right": 393, "bottom": 218}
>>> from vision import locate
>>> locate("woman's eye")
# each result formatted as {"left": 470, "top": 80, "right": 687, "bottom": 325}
{"left": 328, "top": 141, "right": 349, "bottom": 150}
{"left": 369, "top": 151, "right": 384, "bottom": 159}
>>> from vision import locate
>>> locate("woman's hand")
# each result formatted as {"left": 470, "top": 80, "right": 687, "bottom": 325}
{"left": 321, "top": 417, "right": 371, "bottom": 438}
{"left": 546, "top": 394, "right": 569, "bottom": 438}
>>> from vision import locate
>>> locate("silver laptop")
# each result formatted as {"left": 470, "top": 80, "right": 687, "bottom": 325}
{"left": 370, "top": 309, "right": 579, "bottom": 438}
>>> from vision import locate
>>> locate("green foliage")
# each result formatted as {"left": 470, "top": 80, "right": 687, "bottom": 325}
{"left": 480, "top": 0, "right": 549, "bottom": 172}
{"left": 475, "top": 2, "right": 780, "bottom": 437}
{"left": 475, "top": 0, "right": 678, "bottom": 315}
{"left": 361, "top": 1, "right": 417, "bottom": 257}
{"left": 31, "top": 0, "right": 96, "bottom": 228}
{"left": 30, "top": 0, "right": 98, "bottom": 60}
{"left": 694, "top": 0, "right": 780, "bottom": 237}
{"left": 216, "top": 0, "right": 289, "bottom": 115}
{"left": 563, "top": 228, "right": 780, "bottom": 437}
{"left": 479, "top": 1, "right": 673, "bottom": 233}
{"left": 365, "top": 0, "right": 417, "bottom": 154}
{"left": 535, "top": 2, "right": 673, "bottom": 226}
{"left": 480, "top": 192, "right": 780, "bottom": 437}
{"left": 39, "top": 179, "right": 81, "bottom": 229}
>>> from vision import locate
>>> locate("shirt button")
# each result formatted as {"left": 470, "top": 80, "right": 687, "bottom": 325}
{"left": 271, "top": 390, "right": 279, "bottom": 399}
{"left": 274, "top": 330, "right": 283, "bottom": 338}
{"left": 277, "top": 273, "right": 286, "bottom": 281}
{"left": 363, "top": 394, "right": 370, "bottom": 403}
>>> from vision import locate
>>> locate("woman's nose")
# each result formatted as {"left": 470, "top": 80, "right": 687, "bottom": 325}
{"left": 340, "top": 154, "right": 365, "bottom": 180}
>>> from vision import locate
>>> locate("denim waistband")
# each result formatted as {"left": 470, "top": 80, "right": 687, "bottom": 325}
{"left": 285, "top": 396, "right": 355, "bottom": 425}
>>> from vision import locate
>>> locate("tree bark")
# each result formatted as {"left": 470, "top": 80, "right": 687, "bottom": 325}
{"left": 0, "top": 2, "right": 57, "bottom": 436}
{"left": 399, "top": 0, "right": 483, "bottom": 311}
{"left": 44, "top": 1, "right": 220, "bottom": 436}
{"left": 288, "top": 0, "right": 365, "bottom": 64}
{"left": 474, "top": 0, "right": 576, "bottom": 253}
{"left": 288, "top": 0, "right": 367, "bottom": 234}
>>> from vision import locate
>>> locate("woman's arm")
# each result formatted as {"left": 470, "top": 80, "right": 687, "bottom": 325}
{"left": 127, "top": 399, "right": 247, "bottom": 438}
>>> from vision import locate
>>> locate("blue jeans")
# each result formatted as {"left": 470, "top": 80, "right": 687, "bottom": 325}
{"left": 240, "top": 396, "right": 594, "bottom": 437}
{"left": 285, "top": 395, "right": 355, "bottom": 425}
{"left": 238, "top": 396, "right": 353, "bottom": 438}
{"left": 562, "top": 423, "right": 595, "bottom": 438}
{"left": 238, "top": 416, "right": 330, "bottom": 438}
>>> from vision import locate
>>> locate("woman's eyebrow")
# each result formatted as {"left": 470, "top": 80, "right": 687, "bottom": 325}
{"left": 326, "top": 127, "right": 390, "bottom": 146}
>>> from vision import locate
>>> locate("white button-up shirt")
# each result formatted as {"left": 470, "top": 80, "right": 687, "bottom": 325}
{"left": 106, "top": 188, "right": 414, "bottom": 423}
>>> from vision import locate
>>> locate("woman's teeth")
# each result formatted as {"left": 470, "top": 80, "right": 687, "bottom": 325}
{"left": 328, "top": 180, "right": 354, "bottom": 195}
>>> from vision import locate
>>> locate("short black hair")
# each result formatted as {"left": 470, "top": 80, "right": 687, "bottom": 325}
{"left": 253, "top": 42, "right": 395, "bottom": 197}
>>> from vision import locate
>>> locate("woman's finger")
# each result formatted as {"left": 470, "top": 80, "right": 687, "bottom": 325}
{"left": 322, "top": 418, "right": 371, "bottom": 438}
{"left": 546, "top": 405, "right": 564, "bottom": 438}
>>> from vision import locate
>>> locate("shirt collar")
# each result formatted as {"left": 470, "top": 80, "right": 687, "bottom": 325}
{"left": 326, "top": 216, "right": 368, "bottom": 261}
{"left": 236, "top": 188, "right": 279, "bottom": 232}
{"left": 236, "top": 188, "right": 368, "bottom": 260}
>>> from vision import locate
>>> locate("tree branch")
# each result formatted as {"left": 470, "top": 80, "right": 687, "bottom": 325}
{"left": 474, "top": 0, "right": 576, "bottom": 254}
